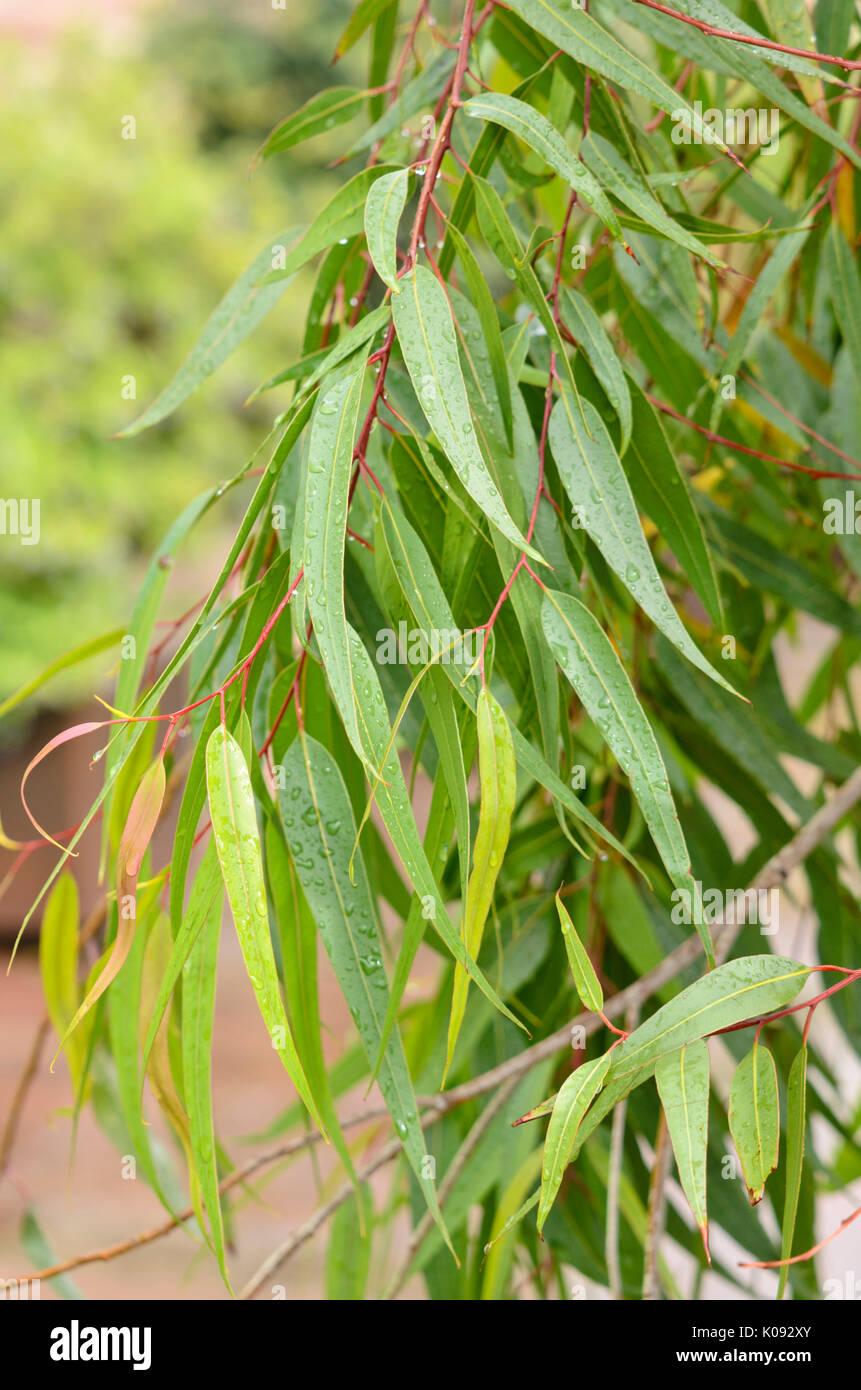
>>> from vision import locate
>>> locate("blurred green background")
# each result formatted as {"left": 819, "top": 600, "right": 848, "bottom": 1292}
{"left": 0, "top": 0, "right": 359, "bottom": 717}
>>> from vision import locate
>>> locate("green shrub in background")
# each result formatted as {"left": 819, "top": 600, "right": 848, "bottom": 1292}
{"left": 0, "top": 3, "right": 357, "bottom": 712}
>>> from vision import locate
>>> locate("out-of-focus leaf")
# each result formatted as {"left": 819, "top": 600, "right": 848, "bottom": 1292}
{"left": 334, "top": 0, "right": 394, "bottom": 58}
{"left": 257, "top": 87, "right": 366, "bottom": 161}
{"left": 52, "top": 756, "right": 165, "bottom": 1062}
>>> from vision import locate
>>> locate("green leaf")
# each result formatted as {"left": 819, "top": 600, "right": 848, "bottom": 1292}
{"left": 259, "top": 165, "right": 404, "bottom": 287}
{"left": 445, "top": 688, "right": 516, "bottom": 1078}
{"left": 53, "top": 756, "right": 166, "bottom": 1062}
{"left": 555, "top": 891, "right": 603, "bottom": 1014}
{"left": 446, "top": 222, "right": 513, "bottom": 450}
{"left": 0, "top": 630, "right": 124, "bottom": 719}
{"left": 181, "top": 868, "right": 227, "bottom": 1286}
{"left": 257, "top": 87, "right": 366, "bottom": 161}
{"left": 825, "top": 221, "right": 861, "bottom": 400}
{"left": 778, "top": 1044, "right": 807, "bottom": 1299}
{"left": 622, "top": 381, "right": 722, "bottom": 627}
{"left": 710, "top": 215, "right": 811, "bottom": 430}
{"left": 143, "top": 836, "right": 223, "bottom": 1078}
{"left": 728, "top": 1041, "right": 781, "bottom": 1205}
{"left": 392, "top": 265, "right": 542, "bottom": 561}
{"left": 303, "top": 356, "right": 369, "bottom": 764}
{"left": 364, "top": 167, "right": 410, "bottom": 293}
{"left": 334, "top": 0, "right": 394, "bottom": 57}
{"left": 20, "top": 1211, "right": 85, "bottom": 1300}
{"left": 541, "top": 587, "right": 710, "bottom": 956}
{"left": 278, "top": 730, "right": 454, "bottom": 1252}
{"left": 549, "top": 391, "right": 736, "bottom": 696}
{"left": 205, "top": 725, "right": 323, "bottom": 1133}
{"left": 39, "top": 874, "right": 91, "bottom": 1098}
{"left": 117, "top": 231, "right": 305, "bottom": 435}
{"left": 506, "top": 0, "right": 738, "bottom": 158}
{"left": 559, "top": 287, "right": 631, "bottom": 452}
{"left": 461, "top": 92, "right": 629, "bottom": 250}
{"left": 614, "top": 958, "right": 808, "bottom": 1085}
{"left": 537, "top": 1052, "right": 612, "bottom": 1233}
{"left": 655, "top": 1040, "right": 711, "bottom": 1260}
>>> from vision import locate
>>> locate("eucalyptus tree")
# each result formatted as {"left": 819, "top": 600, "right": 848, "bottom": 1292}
{"left": 7, "top": 0, "right": 861, "bottom": 1301}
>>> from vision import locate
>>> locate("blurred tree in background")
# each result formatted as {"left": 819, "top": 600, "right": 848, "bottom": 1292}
{"left": 0, "top": 0, "right": 357, "bottom": 716}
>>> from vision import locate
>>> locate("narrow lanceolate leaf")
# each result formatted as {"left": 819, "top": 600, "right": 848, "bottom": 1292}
{"left": 537, "top": 1052, "right": 612, "bottom": 1234}
{"left": 609, "top": 958, "right": 810, "bottom": 1086}
{"left": 549, "top": 392, "right": 737, "bottom": 697}
{"left": 117, "top": 232, "right": 303, "bottom": 435}
{"left": 279, "top": 732, "right": 454, "bottom": 1255}
{"left": 256, "top": 87, "right": 366, "bottom": 162}
{"left": 825, "top": 221, "right": 861, "bottom": 399}
{"left": 445, "top": 688, "right": 517, "bottom": 1079}
{"left": 778, "top": 1045, "right": 808, "bottom": 1300}
{"left": 729, "top": 1042, "right": 780, "bottom": 1206}
{"left": 461, "top": 93, "right": 629, "bottom": 250}
{"left": 0, "top": 629, "right": 124, "bottom": 720}
{"left": 303, "top": 357, "right": 368, "bottom": 763}
{"left": 334, "top": 0, "right": 393, "bottom": 57}
{"left": 205, "top": 726, "right": 323, "bottom": 1134}
{"left": 555, "top": 892, "right": 603, "bottom": 1015}
{"left": 39, "top": 873, "right": 87, "bottom": 1093}
{"left": 364, "top": 168, "right": 410, "bottom": 294}
{"left": 140, "top": 912, "right": 201, "bottom": 1219}
{"left": 655, "top": 1041, "right": 711, "bottom": 1260}
{"left": 559, "top": 288, "right": 631, "bottom": 452}
{"left": 506, "top": 0, "right": 736, "bottom": 160}
{"left": 446, "top": 223, "right": 513, "bottom": 450}
{"left": 181, "top": 873, "right": 228, "bottom": 1286}
{"left": 52, "top": 756, "right": 165, "bottom": 1064}
{"left": 392, "top": 265, "right": 542, "bottom": 561}
{"left": 540, "top": 588, "right": 712, "bottom": 959}
{"left": 622, "top": 381, "right": 722, "bottom": 628}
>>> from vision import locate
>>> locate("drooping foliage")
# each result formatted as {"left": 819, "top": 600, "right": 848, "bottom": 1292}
{"left": 8, "top": 0, "right": 861, "bottom": 1301}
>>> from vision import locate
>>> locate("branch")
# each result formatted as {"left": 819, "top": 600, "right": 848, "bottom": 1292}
{"left": 238, "top": 1137, "right": 403, "bottom": 1300}
{"left": 631, "top": 0, "right": 861, "bottom": 72}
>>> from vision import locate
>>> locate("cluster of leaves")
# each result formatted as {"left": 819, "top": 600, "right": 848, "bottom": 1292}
{"left": 8, "top": 0, "right": 861, "bottom": 1300}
